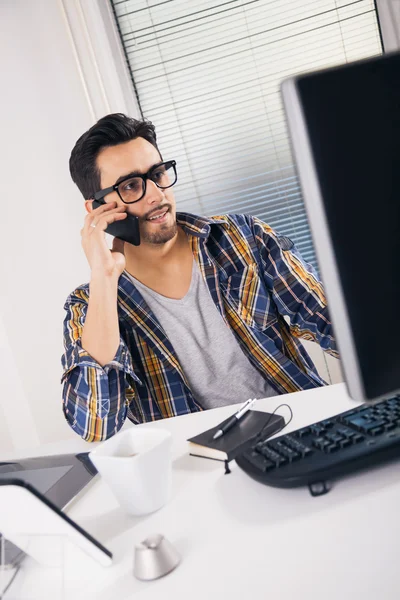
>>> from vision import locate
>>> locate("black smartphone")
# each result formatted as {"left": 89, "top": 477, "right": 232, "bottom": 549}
{"left": 92, "top": 198, "right": 140, "bottom": 246}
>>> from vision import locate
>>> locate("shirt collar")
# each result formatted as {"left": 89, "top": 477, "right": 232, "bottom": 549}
{"left": 176, "top": 212, "right": 229, "bottom": 239}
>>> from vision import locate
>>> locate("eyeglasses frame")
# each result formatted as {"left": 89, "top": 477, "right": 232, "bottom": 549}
{"left": 93, "top": 159, "right": 177, "bottom": 204}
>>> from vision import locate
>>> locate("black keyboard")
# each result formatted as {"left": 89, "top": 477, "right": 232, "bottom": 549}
{"left": 235, "top": 395, "right": 400, "bottom": 495}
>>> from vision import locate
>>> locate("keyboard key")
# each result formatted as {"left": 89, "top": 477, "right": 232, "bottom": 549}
{"left": 353, "top": 434, "right": 365, "bottom": 443}
{"left": 358, "top": 408, "right": 373, "bottom": 418}
{"left": 385, "top": 422, "right": 396, "bottom": 431}
{"left": 260, "top": 447, "right": 279, "bottom": 460}
{"left": 281, "top": 447, "right": 300, "bottom": 461}
{"left": 326, "top": 444, "right": 340, "bottom": 453}
{"left": 297, "top": 427, "right": 311, "bottom": 438}
{"left": 313, "top": 438, "right": 330, "bottom": 451}
{"left": 269, "top": 441, "right": 285, "bottom": 451}
{"left": 283, "top": 436, "right": 302, "bottom": 450}
{"left": 339, "top": 438, "right": 352, "bottom": 448}
{"left": 343, "top": 409, "right": 357, "bottom": 417}
{"left": 259, "top": 447, "right": 271, "bottom": 458}
{"left": 286, "top": 437, "right": 310, "bottom": 453}
{"left": 344, "top": 416, "right": 368, "bottom": 430}
{"left": 320, "top": 419, "right": 334, "bottom": 428}
{"left": 384, "top": 412, "right": 397, "bottom": 421}
{"left": 336, "top": 426, "right": 357, "bottom": 438}
{"left": 247, "top": 452, "right": 275, "bottom": 472}
{"left": 360, "top": 419, "right": 387, "bottom": 432}
{"left": 326, "top": 433, "right": 344, "bottom": 444}
{"left": 370, "top": 426, "right": 384, "bottom": 436}
{"left": 260, "top": 446, "right": 288, "bottom": 467}
{"left": 285, "top": 435, "right": 314, "bottom": 456}
{"left": 310, "top": 424, "right": 326, "bottom": 436}
{"left": 312, "top": 436, "right": 326, "bottom": 445}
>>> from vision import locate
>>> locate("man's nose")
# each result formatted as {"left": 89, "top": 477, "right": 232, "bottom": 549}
{"left": 144, "top": 180, "right": 165, "bottom": 204}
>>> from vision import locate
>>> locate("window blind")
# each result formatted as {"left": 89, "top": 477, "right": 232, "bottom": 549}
{"left": 111, "top": 0, "right": 382, "bottom": 268}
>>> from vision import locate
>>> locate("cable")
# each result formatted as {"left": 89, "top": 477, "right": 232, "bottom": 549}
{"left": 255, "top": 402, "right": 294, "bottom": 443}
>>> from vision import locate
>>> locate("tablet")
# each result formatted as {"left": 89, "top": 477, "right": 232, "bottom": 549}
{"left": 0, "top": 453, "right": 97, "bottom": 567}
{"left": 0, "top": 479, "right": 112, "bottom": 567}
{"left": 0, "top": 453, "right": 97, "bottom": 509}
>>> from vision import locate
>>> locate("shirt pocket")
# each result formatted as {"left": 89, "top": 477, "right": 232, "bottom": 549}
{"left": 220, "top": 263, "right": 277, "bottom": 330}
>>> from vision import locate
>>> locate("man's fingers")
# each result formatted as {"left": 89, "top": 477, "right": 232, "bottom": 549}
{"left": 83, "top": 203, "right": 112, "bottom": 232}
{"left": 83, "top": 205, "right": 126, "bottom": 235}
{"left": 93, "top": 211, "right": 127, "bottom": 233}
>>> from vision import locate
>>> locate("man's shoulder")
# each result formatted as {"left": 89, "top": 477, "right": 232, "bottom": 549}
{"left": 208, "top": 213, "right": 276, "bottom": 238}
{"left": 209, "top": 213, "right": 273, "bottom": 229}
{"left": 207, "top": 213, "right": 252, "bottom": 234}
{"left": 208, "top": 214, "right": 295, "bottom": 253}
{"left": 209, "top": 213, "right": 250, "bottom": 224}
{"left": 177, "top": 212, "right": 276, "bottom": 240}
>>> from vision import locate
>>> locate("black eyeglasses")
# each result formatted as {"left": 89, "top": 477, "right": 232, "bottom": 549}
{"left": 93, "top": 160, "right": 177, "bottom": 205}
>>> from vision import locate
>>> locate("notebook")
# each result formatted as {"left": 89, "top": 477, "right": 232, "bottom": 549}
{"left": 187, "top": 410, "right": 285, "bottom": 462}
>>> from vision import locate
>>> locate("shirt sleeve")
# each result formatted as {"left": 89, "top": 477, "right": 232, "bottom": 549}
{"left": 61, "top": 286, "right": 142, "bottom": 442}
{"left": 251, "top": 216, "right": 339, "bottom": 357}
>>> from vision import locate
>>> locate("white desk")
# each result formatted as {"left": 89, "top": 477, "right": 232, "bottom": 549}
{"left": 3, "top": 383, "right": 400, "bottom": 600}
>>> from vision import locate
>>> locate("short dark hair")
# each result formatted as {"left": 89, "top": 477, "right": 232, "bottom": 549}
{"left": 69, "top": 113, "right": 161, "bottom": 199}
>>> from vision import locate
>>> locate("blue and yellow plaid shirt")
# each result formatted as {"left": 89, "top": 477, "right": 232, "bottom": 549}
{"left": 61, "top": 213, "right": 338, "bottom": 442}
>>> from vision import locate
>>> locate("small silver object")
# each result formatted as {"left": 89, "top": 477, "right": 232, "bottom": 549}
{"left": 90, "top": 223, "right": 96, "bottom": 228}
{"left": 134, "top": 534, "right": 180, "bottom": 581}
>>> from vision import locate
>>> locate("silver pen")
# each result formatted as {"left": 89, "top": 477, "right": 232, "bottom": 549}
{"left": 212, "top": 398, "right": 257, "bottom": 440}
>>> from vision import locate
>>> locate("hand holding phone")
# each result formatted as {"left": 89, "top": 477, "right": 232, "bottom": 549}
{"left": 91, "top": 199, "right": 140, "bottom": 247}
{"left": 81, "top": 200, "right": 139, "bottom": 280}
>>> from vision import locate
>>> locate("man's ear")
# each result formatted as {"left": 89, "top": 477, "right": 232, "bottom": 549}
{"left": 84, "top": 199, "right": 94, "bottom": 214}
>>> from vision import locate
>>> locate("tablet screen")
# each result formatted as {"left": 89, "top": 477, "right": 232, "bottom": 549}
{"left": 0, "top": 466, "right": 72, "bottom": 496}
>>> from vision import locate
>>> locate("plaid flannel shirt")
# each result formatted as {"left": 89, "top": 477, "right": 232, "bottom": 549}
{"left": 61, "top": 213, "right": 338, "bottom": 442}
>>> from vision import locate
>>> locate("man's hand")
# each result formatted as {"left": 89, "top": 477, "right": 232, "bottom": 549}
{"left": 81, "top": 201, "right": 128, "bottom": 279}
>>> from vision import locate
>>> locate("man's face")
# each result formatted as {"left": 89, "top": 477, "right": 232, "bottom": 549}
{"left": 95, "top": 137, "right": 177, "bottom": 245}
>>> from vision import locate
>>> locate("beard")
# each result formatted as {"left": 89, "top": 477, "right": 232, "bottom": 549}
{"left": 139, "top": 205, "right": 177, "bottom": 244}
{"left": 141, "top": 221, "right": 178, "bottom": 244}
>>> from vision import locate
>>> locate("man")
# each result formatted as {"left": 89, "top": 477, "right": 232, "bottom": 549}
{"left": 62, "top": 113, "right": 338, "bottom": 442}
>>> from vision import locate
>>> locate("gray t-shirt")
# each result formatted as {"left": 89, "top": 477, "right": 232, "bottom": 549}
{"left": 127, "top": 261, "right": 276, "bottom": 409}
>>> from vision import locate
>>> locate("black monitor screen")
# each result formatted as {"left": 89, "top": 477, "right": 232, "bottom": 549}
{"left": 296, "top": 52, "right": 400, "bottom": 399}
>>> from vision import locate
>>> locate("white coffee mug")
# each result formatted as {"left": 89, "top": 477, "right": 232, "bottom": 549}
{"left": 89, "top": 428, "right": 172, "bottom": 516}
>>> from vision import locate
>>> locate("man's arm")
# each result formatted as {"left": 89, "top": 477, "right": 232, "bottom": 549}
{"left": 251, "top": 215, "right": 338, "bottom": 357}
{"left": 61, "top": 286, "right": 142, "bottom": 442}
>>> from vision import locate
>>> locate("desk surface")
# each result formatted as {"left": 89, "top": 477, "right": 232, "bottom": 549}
{"left": 5, "top": 383, "right": 400, "bottom": 600}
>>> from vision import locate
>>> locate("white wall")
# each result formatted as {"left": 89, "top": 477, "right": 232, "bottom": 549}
{"left": 0, "top": 0, "right": 138, "bottom": 453}
{"left": 0, "top": 0, "right": 343, "bottom": 455}
{"left": 0, "top": 0, "right": 91, "bottom": 453}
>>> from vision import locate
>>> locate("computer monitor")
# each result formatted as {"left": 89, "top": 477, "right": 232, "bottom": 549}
{"left": 281, "top": 51, "right": 400, "bottom": 404}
